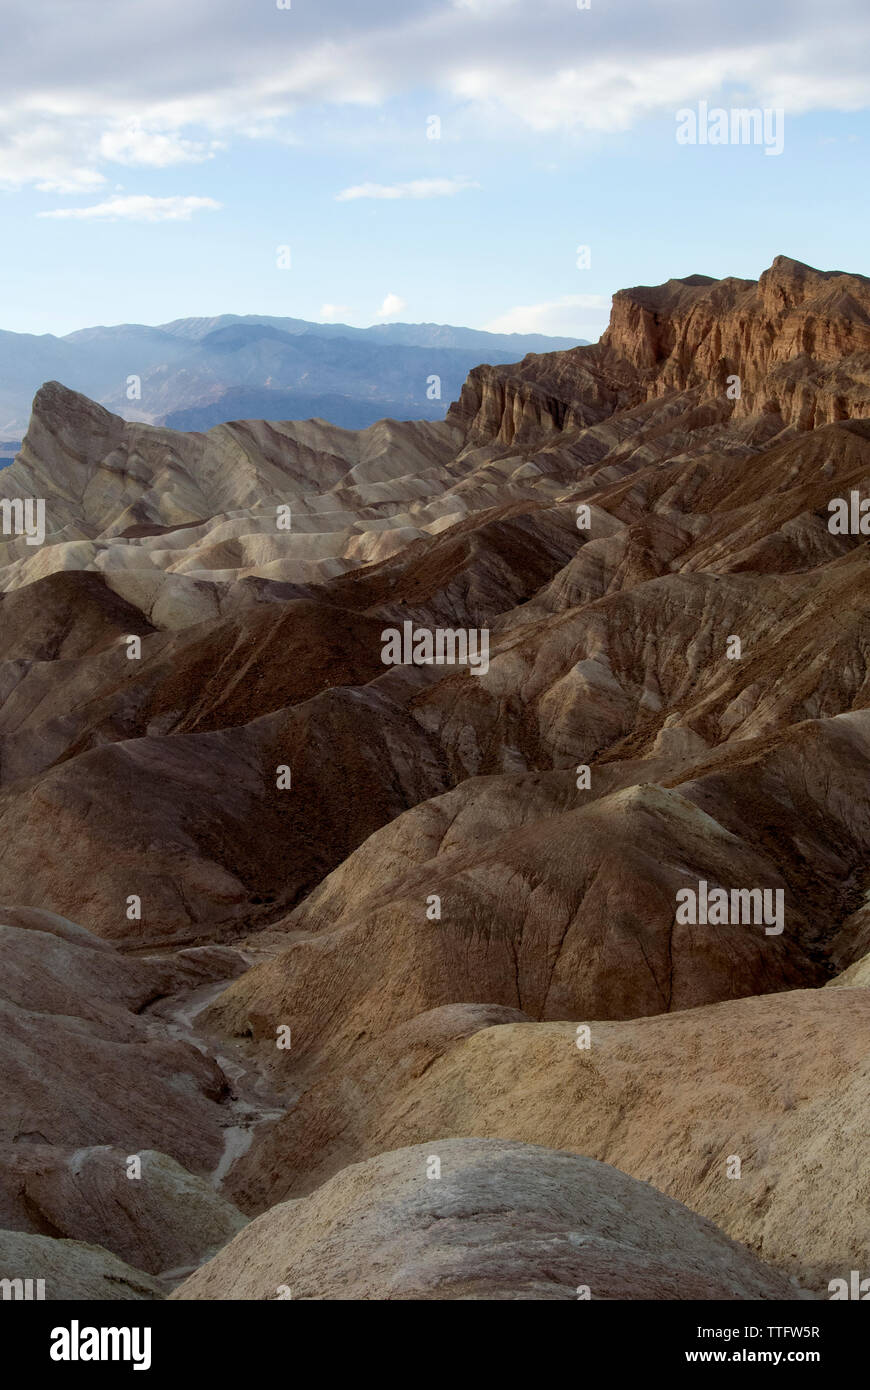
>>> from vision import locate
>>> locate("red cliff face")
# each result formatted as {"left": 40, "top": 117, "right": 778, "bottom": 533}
{"left": 450, "top": 257, "right": 870, "bottom": 445}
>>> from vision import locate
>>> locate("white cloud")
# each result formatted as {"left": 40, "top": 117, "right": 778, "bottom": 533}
{"left": 98, "top": 123, "right": 222, "bottom": 167}
{"left": 37, "top": 194, "right": 222, "bottom": 222}
{"left": 377, "top": 292, "right": 407, "bottom": 319}
{"left": 0, "top": 124, "right": 106, "bottom": 193}
{"left": 485, "top": 293, "right": 609, "bottom": 336}
{"left": 320, "top": 303, "right": 352, "bottom": 321}
{"left": 1, "top": 0, "right": 869, "bottom": 193}
{"left": 34, "top": 169, "right": 106, "bottom": 195}
{"left": 336, "top": 177, "right": 478, "bottom": 201}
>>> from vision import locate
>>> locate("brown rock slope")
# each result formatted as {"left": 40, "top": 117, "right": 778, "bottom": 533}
{"left": 0, "top": 1147, "right": 247, "bottom": 1278}
{"left": 0, "top": 907, "right": 255, "bottom": 1284}
{"left": 0, "top": 906, "right": 230, "bottom": 1162}
{"left": 204, "top": 708, "right": 870, "bottom": 1071}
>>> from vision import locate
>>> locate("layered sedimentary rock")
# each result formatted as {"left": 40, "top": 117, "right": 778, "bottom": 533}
{"left": 2, "top": 256, "right": 869, "bottom": 1299}
{"left": 451, "top": 256, "right": 870, "bottom": 447}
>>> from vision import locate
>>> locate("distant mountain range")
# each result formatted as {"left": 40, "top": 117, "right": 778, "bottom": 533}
{"left": 0, "top": 314, "right": 588, "bottom": 437}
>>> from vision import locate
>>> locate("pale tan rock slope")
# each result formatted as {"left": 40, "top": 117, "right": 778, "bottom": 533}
{"left": 221, "top": 993, "right": 869, "bottom": 1293}
{"left": 0, "top": 1229, "right": 162, "bottom": 1301}
{"left": 172, "top": 1140, "right": 808, "bottom": 1301}
{"left": 2, "top": 256, "right": 869, "bottom": 1298}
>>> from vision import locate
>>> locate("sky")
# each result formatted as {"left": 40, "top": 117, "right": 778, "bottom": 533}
{"left": 0, "top": 0, "right": 868, "bottom": 340}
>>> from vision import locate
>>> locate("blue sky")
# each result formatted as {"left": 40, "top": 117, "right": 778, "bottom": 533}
{"left": 1, "top": 0, "right": 868, "bottom": 339}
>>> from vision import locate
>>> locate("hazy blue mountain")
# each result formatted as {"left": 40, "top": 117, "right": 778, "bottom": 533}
{"left": 163, "top": 387, "right": 445, "bottom": 433}
{"left": 158, "top": 313, "right": 586, "bottom": 355}
{"left": 0, "top": 315, "right": 587, "bottom": 435}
